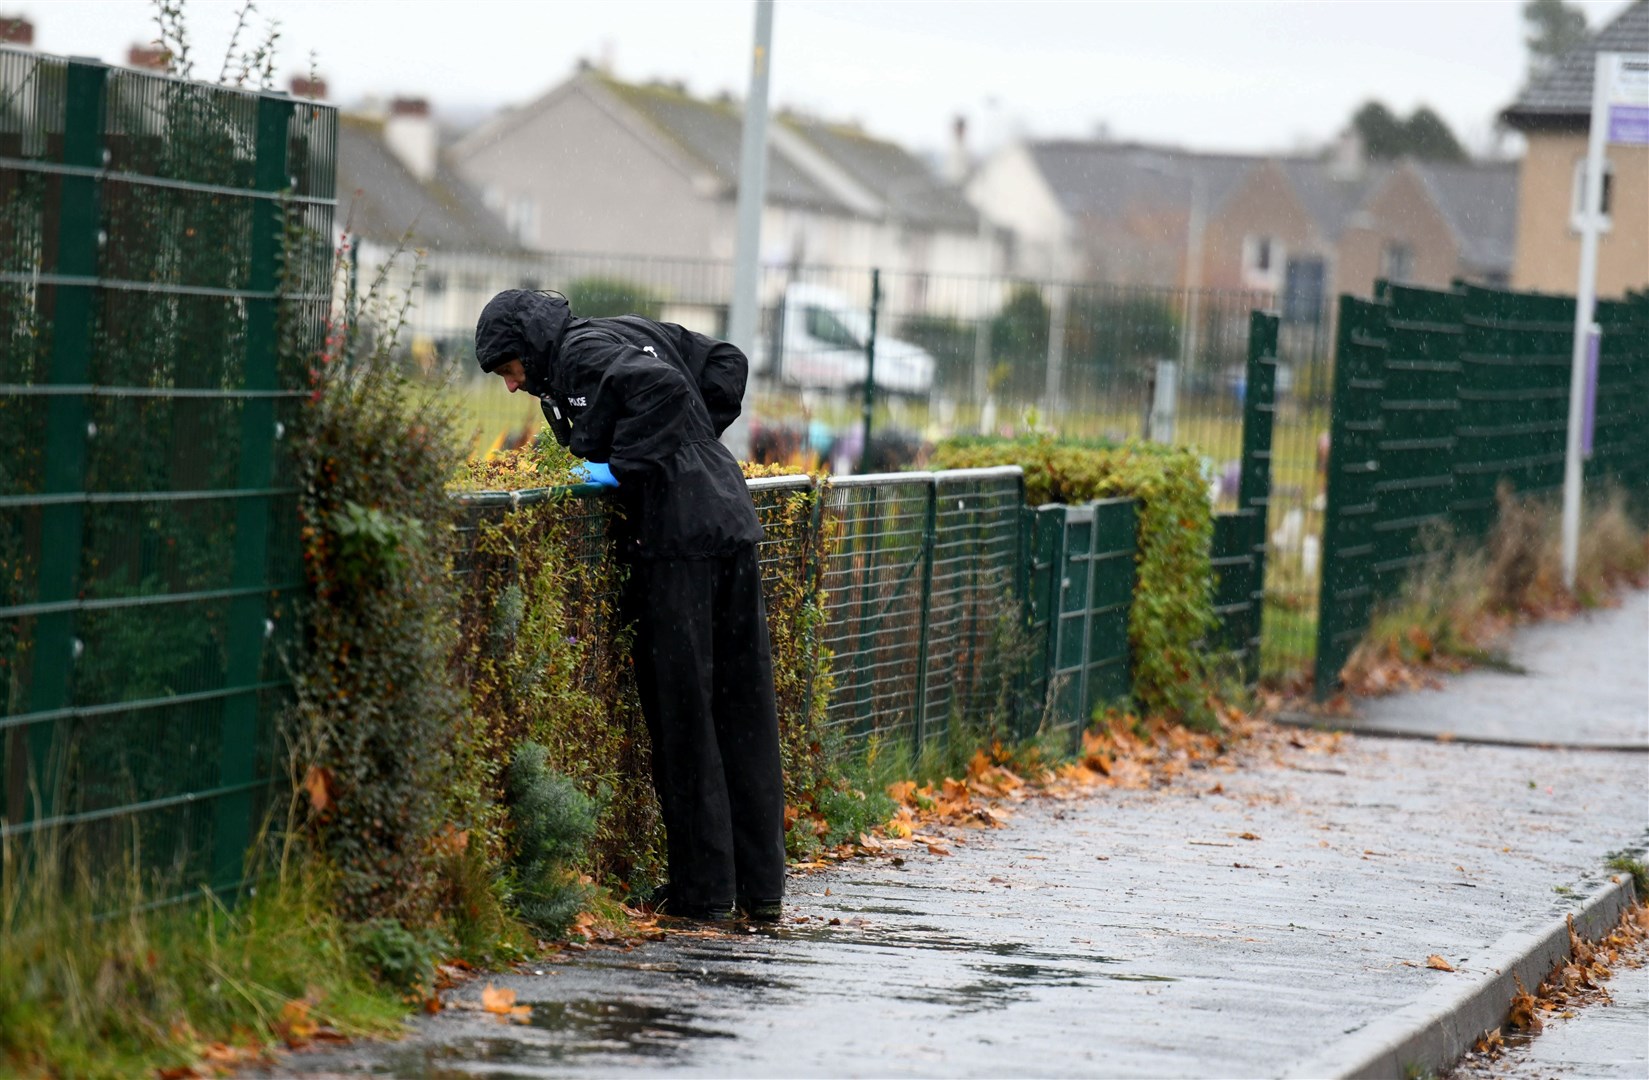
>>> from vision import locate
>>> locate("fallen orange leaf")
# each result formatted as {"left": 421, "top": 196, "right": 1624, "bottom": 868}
{"left": 1426, "top": 954, "right": 1456, "bottom": 972}
{"left": 480, "top": 983, "right": 517, "bottom": 1014}
{"left": 302, "top": 765, "right": 333, "bottom": 814}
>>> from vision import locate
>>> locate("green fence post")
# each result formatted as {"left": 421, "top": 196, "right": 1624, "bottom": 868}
{"left": 22, "top": 57, "right": 107, "bottom": 824}
{"left": 211, "top": 93, "right": 295, "bottom": 894}
{"left": 859, "top": 268, "right": 880, "bottom": 470}
{"left": 1238, "top": 311, "right": 1278, "bottom": 682}
{"left": 850, "top": 487, "right": 881, "bottom": 744}
{"left": 910, "top": 478, "right": 938, "bottom": 753}
{"left": 1313, "top": 295, "right": 1387, "bottom": 699}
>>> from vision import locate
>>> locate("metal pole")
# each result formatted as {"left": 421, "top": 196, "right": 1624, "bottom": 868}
{"left": 722, "top": 0, "right": 774, "bottom": 462}
{"left": 1043, "top": 282, "right": 1068, "bottom": 415}
{"left": 860, "top": 268, "right": 880, "bottom": 469}
{"left": 1181, "top": 173, "right": 1204, "bottom": 377}
{"left": 1562, "top": 52, "right": 1615, "bottom": 589}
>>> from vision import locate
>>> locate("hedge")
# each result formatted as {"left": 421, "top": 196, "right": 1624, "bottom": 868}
{"left": 930, "top": 435, "right": 1218, "bottom": 726}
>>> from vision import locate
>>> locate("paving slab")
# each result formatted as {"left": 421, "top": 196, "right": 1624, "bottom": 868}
{"left": 1287, "top": 589, "right": 1649, "bottom": 750}
{"left": 273, "top": 732, "right": 1649, "bottom": 1079}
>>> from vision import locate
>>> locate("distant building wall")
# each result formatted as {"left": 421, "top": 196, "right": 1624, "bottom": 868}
{"left": 1512, "top": 133, "right": 1649, "bottom": 298}
{"left": 1201, "top": 161, "right": 1327, "bottom": 296}
{"left": 1336, "top": 167, "right": 1460, "bottom": 300}
{"left": 456, "top": 86, "right": 721, "bottom": 259}
{"left": 967, "top": 144, "right": 1075, "bottom": 279}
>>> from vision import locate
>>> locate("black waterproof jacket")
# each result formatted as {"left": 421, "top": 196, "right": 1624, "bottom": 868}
{"left": 475, "top": 290, "right": 761, "bottom": 559}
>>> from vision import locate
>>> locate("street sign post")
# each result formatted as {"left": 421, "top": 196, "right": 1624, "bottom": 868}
{"left": 1563, "top": 52, "right": 1649, "bottom": 589}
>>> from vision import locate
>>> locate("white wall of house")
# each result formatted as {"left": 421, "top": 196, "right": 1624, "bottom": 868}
{"left": 966, "top": 142, "right": 1076, "bottom": 280}
{"left": 455, "top": 84, "right": 723, "bottom": 259}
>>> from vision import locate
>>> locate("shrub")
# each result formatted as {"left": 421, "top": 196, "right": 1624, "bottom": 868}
{"left": 563, "top": 275, "right": 664, "bottom": 320}
{"left": 287, "top": 247, "right": 472, "bottom": 926}
{"left": 346, "top": 919, "right": 449, "bottom": 1001}
{"left": 449, "top": 461, "right": 835, "bottom": 893}
{"left": 504, "top": 743, "right": 598, "bottom": 936}
{"left": 930, "top": 434, "right": 1218, "bottom": 726}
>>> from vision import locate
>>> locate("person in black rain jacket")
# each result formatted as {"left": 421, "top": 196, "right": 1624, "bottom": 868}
{"left": 474, "top": 289, "right": 784, "bottom": 923}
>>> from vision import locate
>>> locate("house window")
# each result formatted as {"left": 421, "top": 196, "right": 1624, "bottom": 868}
{"left": 1282, "top": 257, "right": 1326, "bottom": 323}
{"left": 1244, "top": 236, "right": 1274, "bottom": 274}
{"left": 1571, "top": 158, "right": 1615, "bottom": 225}
{"left": 506, "top": 194, "right": 537, "bottom": 245}
{"left": 1381, "top": 242, "right": 1413, "bottom": 284}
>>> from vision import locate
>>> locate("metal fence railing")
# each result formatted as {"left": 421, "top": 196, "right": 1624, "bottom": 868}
{"left": 0, "top": 48, "right": 337, "bottom": 899}
{"left": 1314, "top": 282, "right": 1649, "bottom": 696}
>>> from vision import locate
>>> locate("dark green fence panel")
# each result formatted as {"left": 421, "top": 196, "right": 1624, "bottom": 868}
{"left": 1453, "top": 285, "right": 1573, "bottom": 536}
{"left": 1229, "top": 311, "right": 1277, "bottom": 682}
{"left": 1315, "top": 280, "right": 1649, "bottom": 697}
{"left": 0, "top": 47, "right": 337, "bottom": 901}
{"left": 1028, "top": 497, "right": 1135, "bottom": 742}
{"left": 1210, "top": 509, "right": 1264, "bottom": 676}
{"left": 1591, "top": 293, "right": 1649, "bottom": 518}
{"left": 1371, "top": 283, "right": 1462, "bottom": 584}
{"left": 1313, "top": 295, "right": 1388, "bottom": 696}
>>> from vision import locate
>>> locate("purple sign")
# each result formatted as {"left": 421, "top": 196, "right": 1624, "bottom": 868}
{"left": 1607, "top": 104, "right": 1649, "bottom": 145}
{"left": 1583, "top": 327, "right": 1600, "bottom": 458}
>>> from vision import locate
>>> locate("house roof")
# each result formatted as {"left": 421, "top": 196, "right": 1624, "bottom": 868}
{"left": 1025, "top": 140, "right": 1265, "bottom": 224}
{"left": 596, "top": 77, "right": 852, "bottom": 214}
{"left": 778, "top": 115, "right": 978, "bottom": 231}
{"left": 336, "top": 115, "right": 520, "bottom": 252}
{"left": 1277, "top": 160, "right": 1391, "bottom": 242}
{"left": 1502, "top": 0, "right": 1649, "bottom": 128}
{"left": 1408, "top": 160, "right": 1519, "bottom": 275}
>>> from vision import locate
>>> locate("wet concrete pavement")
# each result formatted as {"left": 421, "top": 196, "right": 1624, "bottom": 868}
{"left": 275, "top": 599, "right": 1649, "bottom": 1078}
{"left": 278, "top": 737, "right": 1647, "bottom": 1078}
{"left": 1452, "top": 957, "right": 1649, "bottom": 1079}
{"left": 1300, "top": 589, "right": 1649, "bottom": 749}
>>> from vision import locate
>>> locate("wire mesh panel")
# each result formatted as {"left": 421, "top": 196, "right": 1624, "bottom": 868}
{"left": 922, "top": 467, "right": 1026, "bottom": 742}
{"left": 818, "top": 473, "right": 933, "bottom": 753}
{"left": 0, "top": 48, "right": 336, "bottom": 898}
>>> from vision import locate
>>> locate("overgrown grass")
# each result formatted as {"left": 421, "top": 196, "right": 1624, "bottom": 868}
{"left": 1342, "top": 486, "right": 1648, "bottom": 690}
{"left": 0, "top": 831, "right": 410, "bottom": 1079}
{"left": 1606, "top": 853, "right": 1649, "bottom": 900}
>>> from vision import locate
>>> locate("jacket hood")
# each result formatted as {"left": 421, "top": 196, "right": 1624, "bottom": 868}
{"left": 474, "top": 290, "right": 573, "bottom": 394}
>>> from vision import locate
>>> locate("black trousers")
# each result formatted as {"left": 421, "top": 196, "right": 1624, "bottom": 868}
{"left": 626, "top": 543, "right": 786, "bottom": 909}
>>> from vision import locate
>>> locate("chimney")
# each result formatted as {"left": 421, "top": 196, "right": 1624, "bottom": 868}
{"left": 1328, "top": 125, "right": 1365, "bottom": 182}
{"left": 127, "top": 44, "right": 171, "bottom": 72}
{"left": 1, "top": 15, "right": 34, "bottom": 47}
{"left": 290, "top": 74, "right": 328, "bottom": 101}
{"left": 385, "top": 96, "right": 437, "bottom": 183}
{"left": 944, "top": 115, "right": 969, "bottom": 185}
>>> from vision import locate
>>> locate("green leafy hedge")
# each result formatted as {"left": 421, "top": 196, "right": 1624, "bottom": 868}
{"left": 930, "top": 435, "right": 1217, "bottom": 726}
{"left": 450, "top": 448, "right": 835, "bottom": 896}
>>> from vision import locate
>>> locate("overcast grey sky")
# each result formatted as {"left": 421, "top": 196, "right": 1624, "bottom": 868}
{"left": 16, "top": 0, "right": 1636, "bottom": 156}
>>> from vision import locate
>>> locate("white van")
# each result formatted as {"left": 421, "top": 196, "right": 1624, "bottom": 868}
{"left": 755, "top": 283, "right": 935, "bottom": 396}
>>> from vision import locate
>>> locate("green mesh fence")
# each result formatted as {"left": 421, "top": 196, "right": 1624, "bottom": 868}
{"left": 0, "top": 48, "right": 336, "bottom": 899}
{"left": 1314, "top": 282, "right": 1649, "bottom": 697}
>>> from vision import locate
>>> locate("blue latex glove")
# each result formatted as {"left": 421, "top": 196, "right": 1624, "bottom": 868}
{"left": 572, "top": 460, "right": 619, "bottom": 488}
